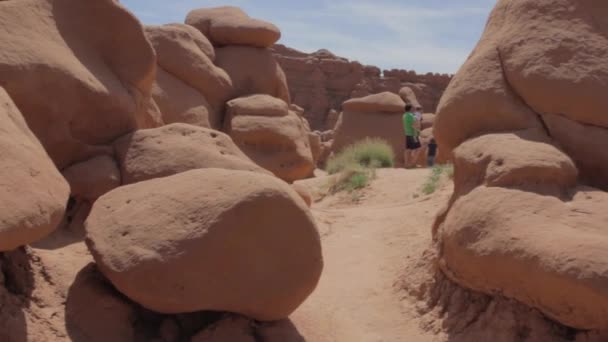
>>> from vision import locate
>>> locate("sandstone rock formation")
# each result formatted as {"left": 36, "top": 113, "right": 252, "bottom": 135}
{"left": 114, "top": 123, "right": 267, "bottom": 185}
{"left": 225, "top": 95, "right": 315, "bottom": 182}
{"left": 332, "top": 92, "right": 406, "bottom": 165}
{"left": 0, "top": 0, "right": 159, "bottom": 169}
{"left": 271, "top": 44, "right": 451, "bottom": 130}
{"left": 342, "top": 91, "right": 406, "bottom": 114}
{"left": 215, "top": 46, "right": 290, "bottom": 103}
{"left": 185, "top": 6, "right": 281, "bottom": 48}
{"left": 433, "top": 0, "right": 608, "bottom": 331}
{"left": 0, "top": 88, "right": 70, "bottom": 251}
{"left": 145, "top": 24, "right": 232, "bottom": 129}
{"left": 398, "top": 87, "right": 421, "bottom": 108}
{"left": 62, "top": 156, "right": 121, "bottom": 202}
{"left": 85, "top": 169, "right": 323, "bottom": 321}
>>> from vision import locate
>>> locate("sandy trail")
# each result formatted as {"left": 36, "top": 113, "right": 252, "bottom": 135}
{"left": 291, "top": 168, "right": 452, "bottom": 341}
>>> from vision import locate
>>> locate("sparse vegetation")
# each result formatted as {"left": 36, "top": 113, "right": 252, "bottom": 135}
{"left": 325, "top": 138, "right": 394, "bottom": 193}
{"left": 421, "top": 164, "right": 454, "bottom": 195}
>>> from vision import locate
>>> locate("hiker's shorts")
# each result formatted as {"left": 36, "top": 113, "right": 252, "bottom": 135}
{"left": 405, "top": 135, "right": 421, "bottom": 150}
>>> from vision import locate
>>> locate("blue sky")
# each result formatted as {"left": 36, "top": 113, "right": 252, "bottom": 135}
{"left": 121, "top": 0, "right": 497, "bottom": 74}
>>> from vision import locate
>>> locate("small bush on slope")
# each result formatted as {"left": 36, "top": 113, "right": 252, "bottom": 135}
{"left": 421, "top": 164, "right": 454, "bottom": 195}
{"left": 326, "top": 138, "right": 394, "bottom": 175}
{"left": 325, "top": 139, "right": 394, "bottom": 193}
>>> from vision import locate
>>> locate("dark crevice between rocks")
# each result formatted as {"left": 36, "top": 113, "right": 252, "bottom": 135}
{"left": 426, "top": 273, "right": 582, "bottom": 341}
{"left": 0, "top": 248, "right": 34, "bottom": 297}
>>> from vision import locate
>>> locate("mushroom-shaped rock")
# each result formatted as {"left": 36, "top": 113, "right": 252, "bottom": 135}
{"left": 215, "top": 46, "right": 290, "bottom": 103}
{"left": 145, "top": 23, "right": 232, "bottom": 127}
{"left": 342, "top": 92, "right": 405, "bottom": 113}
{"left": 333, "top": 92, "right": 405, "bottom": 166}
{"left": 226, "top": 94, "right": 289, "bottom": 117}
{"left": 85, "top": 169, "right": 323, "bottom": 320}
{"left": 114, "top": 123, "right": 267, "bottom": 185}
{"left": 0, "top": 88, "right": 70, "bottom": 251}
{"left": 185, "top": 6, "right": 281, "bottom": 48}
{"left": 225, "top": 95, "right": 315, "bottom": 182}
{"left": 0, "top": 0, "right": 158, "bottom": 169}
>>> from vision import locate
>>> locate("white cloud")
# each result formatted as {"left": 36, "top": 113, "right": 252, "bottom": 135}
{"left": 271, "top": 0, "right": 492, "bottom": 73}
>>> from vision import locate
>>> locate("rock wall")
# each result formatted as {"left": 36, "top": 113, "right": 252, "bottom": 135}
{"left": 433, "top": 0, "right": 608, "bottom": 332}
{"left": 271, "top": 44, "right": 452, "bottom": 130}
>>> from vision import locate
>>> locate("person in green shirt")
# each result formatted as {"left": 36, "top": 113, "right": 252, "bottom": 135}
{"left": 403, "top": 104, "right": 421, "bottom": 168}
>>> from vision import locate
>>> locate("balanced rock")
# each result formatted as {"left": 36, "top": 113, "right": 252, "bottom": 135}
{"left": 225, "top": 95, "right": 314, "bottom": 182}
{"left": 333, "top": 92, "right": 405, "bottom": 165}
{"left": 185, "top": 6, "right": 281, "bottom": 48}
{"left": 342, "top": 92, "right": 405, "bottom": 113}
{"left": 0, "top": 0, "right": 158, "bottom": 168}
{"left": 114, "top": 123, "right": 267, "bottom": 185}
{"left": 226, "top": 94, "right": 289, "bottom": 117}
{"left": 85, "top": 169, "right": 323, "bottom": 320}
{"left": 145, "top": 23, "right": 232, "bottom": 128}
{"left": 0, "top": 88, "right": 70, "bottom": 251}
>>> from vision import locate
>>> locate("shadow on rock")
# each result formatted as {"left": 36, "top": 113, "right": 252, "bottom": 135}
{"left": 65, "top": 263, "right": 137, "bottom": 342}
{"left": 0, "top": 247, "right": 35, "bottom": 342}
{"left": 66, "top": 263, "right": 229, "bottom": 342}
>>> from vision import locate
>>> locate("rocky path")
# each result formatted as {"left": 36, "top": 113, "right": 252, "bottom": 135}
{"left": 291, "top": 169, "right": 453, "bottom": 341}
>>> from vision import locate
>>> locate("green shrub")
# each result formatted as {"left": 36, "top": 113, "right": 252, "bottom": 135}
{"left": 421, "top": 164, "right": 454, "bottom": 195}
{"left": 324, "top": 138, "right": 392, "bottom": 194}
{"left": 326, "top": 138, "right": 395, "bottom": 175}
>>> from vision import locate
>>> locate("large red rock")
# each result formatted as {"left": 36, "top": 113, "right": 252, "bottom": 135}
{"left": 186, "top": 6, "right": 281, "bottom": 48}
{"left": 85, "top": 169, "right": 323, "bottom": 320}
{"left": 0, "top": 88, "right": 70, "bottom": 251}
{"left": 225, "top": 95, "right": 314, "bottom": 182}
{"left": 114, "top": 123, "right": 267, "bottom": 185}
{"left": 145, "top": 23, "right": 232, "bottom": 127}
{"left": 432, "top": 0, "right": 608, "bottom": 332}
{"left": 332, "top": 93, "right": 404, "bottom": 166}
{"left": 215, "top": 46, "right": 290, "bottom": 104}
{"left": 0, "top": 0, "right": 158, "bottom": 169}
{"left": 151, "top": 67, "right": 215, "bottom": 128}
{"left": 434, "top": 0, "right": 608, "bottom": 161}
{"left": 439, "top": 186, "right": 608, "bottom": 330}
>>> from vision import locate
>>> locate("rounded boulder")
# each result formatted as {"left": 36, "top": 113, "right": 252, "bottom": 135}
{"left": 85, "top": 169, "right": 323, "bottom": 321}
{"left": 186, "top": 6, "right": 281, "bottom": 48}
